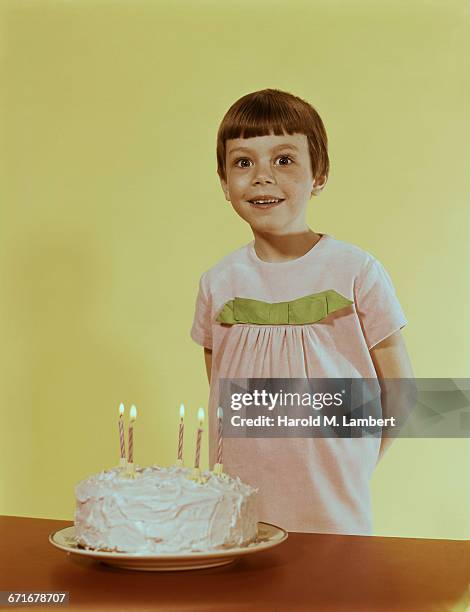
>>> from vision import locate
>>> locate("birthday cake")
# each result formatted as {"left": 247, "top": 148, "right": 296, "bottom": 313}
{"left": 74, "top": 464, "right": 258, "bottom": 554}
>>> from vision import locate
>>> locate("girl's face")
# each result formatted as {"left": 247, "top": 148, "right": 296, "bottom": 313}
{"left": 220, "top": 132, "right": 318, "bottom": 235}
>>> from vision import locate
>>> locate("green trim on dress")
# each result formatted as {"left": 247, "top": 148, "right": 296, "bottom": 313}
{"left": 216, "top": 290, "right": 353, "bottom": 325}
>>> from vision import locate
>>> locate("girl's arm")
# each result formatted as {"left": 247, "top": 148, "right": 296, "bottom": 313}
{"left": 370, "top": 330, "right": 416, "bottom": 461}
{"left": 371, "top": 330, "right": 414, "bottom": 378}
{"left": 204, "top": 348, "right": 212, "bottom": 384}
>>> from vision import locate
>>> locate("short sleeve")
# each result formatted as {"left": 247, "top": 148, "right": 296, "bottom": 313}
{"left": 354, "top": 258, "right": 408, "bottom": 350}
{"left": 190, "top": 273, "right": 213, "bottom": 349}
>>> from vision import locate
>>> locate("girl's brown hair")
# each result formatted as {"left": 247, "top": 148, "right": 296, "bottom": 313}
{"left": 216, "top": 89, "right": 329, "bottom": 186}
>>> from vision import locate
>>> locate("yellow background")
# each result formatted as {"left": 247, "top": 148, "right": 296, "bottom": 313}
{"left": 1, "top": 1, "right": 469, "bottom": 539}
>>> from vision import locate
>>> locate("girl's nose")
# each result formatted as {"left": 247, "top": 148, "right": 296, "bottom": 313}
{"left": 252, "top": 167, "right": 276, "bottom": 184}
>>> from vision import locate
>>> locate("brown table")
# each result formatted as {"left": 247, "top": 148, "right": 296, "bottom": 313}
{"left": 1, "top": 516, "right": 469, "bottom": 611}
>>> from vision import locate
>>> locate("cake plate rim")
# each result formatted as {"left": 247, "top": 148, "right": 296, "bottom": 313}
{"left": 48, "top": 521, "right": 288, "bottom": 571}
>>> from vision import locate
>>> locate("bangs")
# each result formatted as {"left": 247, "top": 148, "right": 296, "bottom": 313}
{"left": 217, "top": 89, "right": 329, "bottom": 182}
{"left": 220, "top": 93, "right": 306, "bottom": 142}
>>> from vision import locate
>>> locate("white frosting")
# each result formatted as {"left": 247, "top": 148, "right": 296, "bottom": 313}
{"left": 74, "top": 465, "right": 258, "bottom": 553}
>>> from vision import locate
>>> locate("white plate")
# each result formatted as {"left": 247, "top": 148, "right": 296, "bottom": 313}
{"left": 49, "top": 522, "right": 288, "bottom": 571}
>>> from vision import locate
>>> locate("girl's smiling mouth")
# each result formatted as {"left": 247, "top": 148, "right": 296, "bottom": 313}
{"left": 247, "top": 196, "right": 285, "bottom": 209}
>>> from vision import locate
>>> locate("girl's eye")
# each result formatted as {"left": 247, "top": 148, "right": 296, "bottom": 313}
{"left": 234, "top": 158, "right": 252, "bottom": 168}
{"left": 234, "top": 156, "right": 293, "bottom": 168}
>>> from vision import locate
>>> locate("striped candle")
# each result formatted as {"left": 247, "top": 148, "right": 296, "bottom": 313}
{"left": 177, "top": 404, "right": 185, "bottom": 462}
{"left": 118, "top": 403, "right": 126, "bottom": 460}
{"left": 128, "top": 405, "right": 137, "bottom": 463}
{"left": 194, "top": 407, "right": 204, "bottom": 469}
{"left": 216, "top": 406, "right": 223, "bottom": 465}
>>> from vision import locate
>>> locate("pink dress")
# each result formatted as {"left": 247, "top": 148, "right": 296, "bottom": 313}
{"left": 191, "top": 234, "right": 407, "bottom": 535}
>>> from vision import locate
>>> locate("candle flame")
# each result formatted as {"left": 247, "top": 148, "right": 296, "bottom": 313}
{"left": 197, "top": 406, "right": 205, "bottom": 424}
{"left": 217, "top": 406, "right": 223, "bottom": 419}
{"left": 180, "top": 403, "right": 185, "bottom": 418}
{"left": 119, "top": 403, "right": 125, "bottom": 416}
{"left": 130, "top": 405, "right": 137, "bottom": 420}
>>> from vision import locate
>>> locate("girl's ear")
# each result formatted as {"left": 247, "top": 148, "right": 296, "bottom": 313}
{"left": 311, "top": 175, "right": 327, "bottom": 196}
{"left": 219, "top": 177, "right": 231, "bottom": 202}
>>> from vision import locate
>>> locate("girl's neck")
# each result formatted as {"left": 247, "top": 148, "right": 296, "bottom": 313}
{"left": 252, "top": 228, "right": 322, "bottom": 263}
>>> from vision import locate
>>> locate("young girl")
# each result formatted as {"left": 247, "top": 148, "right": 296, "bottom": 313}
{"left": 191, "top": 89, "right": 414, "bottom": 535}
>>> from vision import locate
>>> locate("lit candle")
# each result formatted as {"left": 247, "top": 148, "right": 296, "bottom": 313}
{"left": 118, "top": 403, "right": 126, "bottom": 468}
{"left": 127, "top": 405, "right": 137, "bottom": 474}
{"left": 191, "top": 407, "right": 206, "bottom": 483}
{"left": 214, "top": 408, "right": 229, "bottom": 480}
{"left": 176, "top": 403, "right": 185, "bottom": 466}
